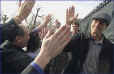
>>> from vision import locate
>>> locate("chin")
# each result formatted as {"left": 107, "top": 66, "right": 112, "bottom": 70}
{"left": 91, "top": 33, "right": 96, "bottom": 37}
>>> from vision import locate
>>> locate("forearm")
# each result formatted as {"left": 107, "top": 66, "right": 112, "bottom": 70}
{"left": 33, "top": 51, "right": 51, "bottom": 70}
{"left": 21, "top": 51, "right": 49, "bottom": 74}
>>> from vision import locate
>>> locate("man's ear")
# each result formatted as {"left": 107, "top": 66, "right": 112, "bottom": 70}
{"left": 15, "top": 36, "right": 22, "bottom": 43}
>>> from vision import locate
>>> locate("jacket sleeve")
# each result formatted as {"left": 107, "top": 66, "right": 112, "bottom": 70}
{"left": 1, "top": 19, "right": 18, "bottom": 43}
{"left": 21, "top": 62, "right": 44, "bottom": 74}
{"left": 21, "top": 64, "right": 40, "bottom": 74}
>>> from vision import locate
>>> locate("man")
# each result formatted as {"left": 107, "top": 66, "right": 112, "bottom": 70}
{"left": 1, "top": 16, "right": 51, "bottom": 73}
{"left": 1, "top": 0, "right": 52, "bottom": 73}
{"left": 1, "top": 0, "right": 35, "bottom": 73}
{"left": 1, "top": 21, "right": 72, "bottom": 74}
{"left": 63, "top": 7, "right": 113, "bottom": 74}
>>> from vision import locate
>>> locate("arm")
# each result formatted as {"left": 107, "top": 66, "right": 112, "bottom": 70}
{"left": 13, "top": 0, "right": 35, "bottom": 24}
{"left": 63, "top": 6, "right": 80, "bottom": 52}
{"left": 22, "top": 25, "right": 72, "bottom": 74}
{"left": 21, "top": 54, "right": 49, "bottom": 74}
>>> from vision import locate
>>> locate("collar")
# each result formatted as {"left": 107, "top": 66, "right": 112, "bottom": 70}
{"left": 90, "top": 34, "right": 105, "bottom": 45}
{"left": 6, "top": 41, "right": 24, "bottom": 51}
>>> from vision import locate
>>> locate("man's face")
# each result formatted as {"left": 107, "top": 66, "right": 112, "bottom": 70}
{"left": 90, "top": 19, "right": 107, "bottom": 40}
{"left": 22, "top": 27, "right": 30, "bottom": 47}
{"left": 17, "top": 25, "right": 30, "bottom": 48}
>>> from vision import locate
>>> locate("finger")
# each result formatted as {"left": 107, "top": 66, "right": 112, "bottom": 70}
{"left": 44, "top": 28, "right": 48, "bottom": 38}
{"left": 72, "top": 14, "right": 78, "bottom": 24}
{"left": 59, "top": 28, "right": 71, "bottom": 45}
{"left": 47, "top": 14, "right": 52, "bottom": 21}
{"left": 66, "top": 9, "right": 69, "bottom": 25}
{"left": 71, "top": 6, "right": 75, "bottom": 17}
{"left": 41, "top": 29, "right": 45, "bottom": 39}
{"left": 51, "top": 25, "right": 66, "bottom": 39}
{"left": 57, "top": 26, "right": 71, "bottom": 41}
{"left": 72, "top": 6, "right": 75, "bottom": 16}
{"left": 72, "top": 24, "right": 79, "bottom": 27}
{"left": 66, "top": 8, "right": 69, "bottom": 18}
{"left": 41, "top": 31, "right": 44, "bottom": 40}
{"left": 45, "top": 28, "right": 48, "bottom": 34}
{"left": 45, "top": 30, "right": 54, "bottom": 39}
{"left": 56, "top": 32, "right": 72, "bottom": 55}
{"left": 52, "top": 25, "right": 70, "bottom": 44}
{"left": 60, "top": 35, "right": 71, "bottom": 49}
{"left": 39, "top": 32, "right": 42, "bottom": 40}
{"left": 68, "top": 7, "right": 71, "bottom": 17}
{"left": 41, "top": 29, "right": 44, "bottom": 39}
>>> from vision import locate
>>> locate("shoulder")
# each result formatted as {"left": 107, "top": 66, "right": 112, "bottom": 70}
{"left": 73, "top": 32, "right": 91, "bottom": 40}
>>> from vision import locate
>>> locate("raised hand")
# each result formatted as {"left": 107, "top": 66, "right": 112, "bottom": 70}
{"left": 41, "top": 25, "right": 71, "bottom": 59}
{"left": 32, "top": 14, "right": 51, "bottom": 33}
{"left": 43, "top": 14, "right": 52, "bottom": 26}
{"left": 71, "top": 22, "right": 79, "bottom": 35}
{"left": 66, "top": 6, "right": 78, "bottom": 25}
{"left": 38, "top": 27, "right": 49, "bottom": 40}
{"left": 39, "top": 14, "right": 52, "bottom": 30}
{"left": 14, "top": 0, "right": 35, "bottom": 24}
{"left": 34, "top": 25, "right": 72, "bottom": 69}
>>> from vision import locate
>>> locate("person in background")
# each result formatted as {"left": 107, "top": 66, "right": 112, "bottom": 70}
{"left": 1, "top": 1, "right": 73, "bottom": 74}
{"left": 1, "top": 0, "right": 51, "bottom": 73}
{"left": 63, "top": 6, "right": 113, "bottom": 74}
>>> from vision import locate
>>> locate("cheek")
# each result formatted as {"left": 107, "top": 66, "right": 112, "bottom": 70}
{"left": 91, "top": 25, "right": 95, "bottom": 33}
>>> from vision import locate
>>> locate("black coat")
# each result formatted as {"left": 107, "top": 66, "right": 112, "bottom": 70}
{"left": 63, "top": 33, "right": 113, "bottom": 74}
{"left": 21, "top": 64, "right": 40, "bottom": 74}
{"left": 1, "top": 18, "right": 41, "bottom": 74}
{"left": 1, "top": 41, "right": 33, "bottom": 73}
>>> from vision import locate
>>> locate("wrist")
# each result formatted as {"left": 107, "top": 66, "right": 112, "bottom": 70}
{"left": 13, "top": 16, "right": 23, "bottom": 24}
{"left": 33, "top": 51, "right": 51, "bottom": 69}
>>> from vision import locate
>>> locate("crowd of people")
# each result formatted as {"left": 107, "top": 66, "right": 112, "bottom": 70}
{"left": 0, "top": 0, "right": 113, "bottom": 74}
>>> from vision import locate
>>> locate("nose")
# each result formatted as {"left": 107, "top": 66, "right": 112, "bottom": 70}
{"left": 94, "top": 22, "right": 100, "bottom": 30}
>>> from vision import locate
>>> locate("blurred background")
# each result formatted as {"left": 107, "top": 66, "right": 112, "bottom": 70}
{"left": 1, "top": 0, "right": 114, "bottom": 73}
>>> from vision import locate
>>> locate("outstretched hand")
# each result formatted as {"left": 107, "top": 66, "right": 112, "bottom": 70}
{"left": 66, "top": 6, "right": 78, "bottom": 25}
{"left": 34, "top": 25, "right": 72, "bottom": 69}
{"left": 40, "top": 25, "right": 71, "bottom": 59}
{"left": 14, "top": 0, "right": 35, "bottom": 24}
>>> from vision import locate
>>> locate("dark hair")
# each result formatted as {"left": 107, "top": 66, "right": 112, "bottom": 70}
{"left": 27, "top": 32, "right": 41, "bottom": 52}
{"left": 2, "top": 23, "right": 25, "bottom": 42}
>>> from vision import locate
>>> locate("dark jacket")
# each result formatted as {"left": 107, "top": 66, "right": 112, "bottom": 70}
{"left": 1, "top": 41, "right": 33, "bottom": 73}
{"left": 1, "top": 19, "right": 41, "bottom": 74}
{"left": 21, "top": 64, "right": 41, "bottom": 74}
{"left": 63, "top": 33, "right": 113, "bottom": 74}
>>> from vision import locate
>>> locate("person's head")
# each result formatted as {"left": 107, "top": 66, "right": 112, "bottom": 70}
{"left": 2, "top": 24, "right": 30, "bottom": 48}
{"left": 90, "top": 13, "right": 111, "bottom": 40}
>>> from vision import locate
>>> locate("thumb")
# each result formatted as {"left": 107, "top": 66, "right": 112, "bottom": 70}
{"left": 73, "top": 14, "right": 78, "bottom": 21}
